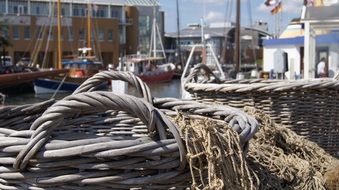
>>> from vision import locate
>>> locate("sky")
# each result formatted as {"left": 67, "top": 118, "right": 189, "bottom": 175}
{"left": 158, "top": 0, "right": 305, "bottom": 34}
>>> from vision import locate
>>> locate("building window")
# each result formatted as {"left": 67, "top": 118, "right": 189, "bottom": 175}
{"left": 12, "top": 26, "right": 20, "bottom": 40}
{"left": 99, "top": 30, "right": 104, "bottom": 41}
{"left": 31, "top": 2, "right": 49, "bottom": 16}
{"left": 24, "top": 26, "right": 30, "bottom": 39}
{"left": 48, "top": 30, "right": 53, "bottom": 40}
{"left": 111, "top": 6, "right": 122, "bottom": 19}
{"left": 52, "top": 3, "right": 70, "bottom": 17}
{"left": 0, "top": 0, "right": 6, "bottom": 13}
{"left": 108, "top": 30, "right": 113, "bottom": 41}
{"left": 73, "top": 4, "right": 86, "bottom": 17}
{"left": 93, "top": 5, "right": 108, "bottom": 18}
{"left": 79, "top": 29, "right": 84, "bottom": 40}
{"left": 8, "top": 0, "right": 28, "bottom": 15}
{"left": 68, "top": 27, "right": 73, "bottom": 41}
{"left": 36, "top": 26, "right": 43, "bottom": 40}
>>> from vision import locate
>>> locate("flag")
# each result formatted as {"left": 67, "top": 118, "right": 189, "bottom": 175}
{"left": 271, "top": 2, "right": 282, "bottom": 15}
{"left": 264, "top": 0, "right": 280, "bottom": 6}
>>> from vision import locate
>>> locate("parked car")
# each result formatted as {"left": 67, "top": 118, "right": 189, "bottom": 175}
{"left": 16, "top": 57, "right": 33, "bottom": 67}
{"left": 0, "top": 56, "right": 13, "bottom": 66}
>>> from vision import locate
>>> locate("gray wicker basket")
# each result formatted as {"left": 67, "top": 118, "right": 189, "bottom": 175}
{"left": 184, "top": 64, "right": 339, "bottom": 157}
{"left": 0, "top": 71, "right": 259, "bottom": 189}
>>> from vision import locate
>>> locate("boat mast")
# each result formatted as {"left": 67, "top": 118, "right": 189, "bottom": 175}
{"left": 87, "top": 1, "right": 91, "bottom": 56}
{"left": 153, "top": 4, "right": 156, "bottom": 58}
{"left": 235, "top": 0, "right": 241, "bottom": 73}
{"left": 176, "top": 0, "right": 182, "bottom": 68}
{"left": 57, "top": 0, "right": 62, "bottom": 69}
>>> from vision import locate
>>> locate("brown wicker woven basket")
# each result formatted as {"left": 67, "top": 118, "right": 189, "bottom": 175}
{"left": 184, "top": 64, "right": 339, "bottom": 157}
{"left": 0, "top": 71, "right": 259, "bottom": 189}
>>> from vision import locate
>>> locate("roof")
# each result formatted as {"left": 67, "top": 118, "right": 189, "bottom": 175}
{"left": 303, "top": 5, "right": 339, "bottom": 21}
{"left": 263, "top": 32, "right": 339, "bottom": 46}
{"left": 166, "top": 26, "right": 271, "bottom": 39}
{"left": 125, "top": 0, "right": 159, "bottom": 6}
{"left": 29, "top": 0, "right": 159, "bottom": 6}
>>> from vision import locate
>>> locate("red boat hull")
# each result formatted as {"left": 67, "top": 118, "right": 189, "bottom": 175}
{"left": 139, "top": 70, "right": 174, "bottom": 83}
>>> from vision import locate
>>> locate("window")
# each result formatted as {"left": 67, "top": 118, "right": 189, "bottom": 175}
{"left": 73, "top": 4, "right": 86, "bottom": 17}
{"left": 31, "top": 2, "right": 49, "bottom": 16}
{"left": 108, "top": 30, "right": 113, "bottom": 41}
{"left": 99, "top": 30, "right": 104, "bottom": 41}
{"left": 111, "top": 6, "right": 122, "bottom": 19}
{"left": 93, "top": 5, "right": 108, "bottom": 18}
{"left": 24, "top": 26, "right": 30, "bottom": 39}
{"left": 8, "top": 0, "right": 28, "bottom": 14}
{"left": 79, "top": 29, "right": 84, "bottom": 40}
{"left": 0, "top": 0, "right": 6, "bottom": 13}
{"left": 12, "top": 26, "right": 20, "bottom": 40}
{"left": 36, "top": 26, "right": 43, "bottom": 40}
{"left": 68, "top": 27, "right": 73, "bottom": 41}
{"left": 48, "top": 30, "right": 53, "bottom": 40}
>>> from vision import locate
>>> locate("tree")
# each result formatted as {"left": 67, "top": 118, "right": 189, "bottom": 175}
{"left": 0, "top": 20, "right": 11, "bottom": 66}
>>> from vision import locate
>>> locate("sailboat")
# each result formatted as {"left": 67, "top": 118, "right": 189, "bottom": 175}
{"left": 33, "top": 0, "right": 105, "bottom": 94}
{"left": 119, "top": 4, "right": 175, "bottom": 83}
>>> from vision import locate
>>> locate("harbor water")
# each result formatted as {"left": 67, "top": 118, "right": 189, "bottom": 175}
{"left": 3, "top": 79, "right": 182, "bottom": 105}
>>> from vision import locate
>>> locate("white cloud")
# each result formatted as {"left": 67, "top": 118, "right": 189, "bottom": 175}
{"left": 205, "top": 11, "right": 224, "bottom": 22}
{"left": 191, "top": 0, "right": 225, "bottom": 4}
{"left": 257, "top": 0, "right": 303, "bottom": 14}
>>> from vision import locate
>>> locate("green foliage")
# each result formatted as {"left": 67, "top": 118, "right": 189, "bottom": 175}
{"left": 0, "top": 20, "right": 11, "bottom": 48}
{"left": 255, "top": 59, "right": 263, "bottom": 66}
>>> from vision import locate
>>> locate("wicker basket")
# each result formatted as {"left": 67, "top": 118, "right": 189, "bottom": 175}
{"left": 0, "top": 71, "right": 259, "bottom": 189}
{"left": 184, "top": 64, "right": 339, "bottom": 157}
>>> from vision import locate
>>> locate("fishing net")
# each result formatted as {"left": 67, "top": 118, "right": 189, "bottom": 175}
{"left": 245, "top": 107, "right": 337, "bottom": 190}
{"left": 324, "top": 161, "right": 339, "bottom": 190}
{"left": 176, "top": 116, "right": 258, "bottom": 190}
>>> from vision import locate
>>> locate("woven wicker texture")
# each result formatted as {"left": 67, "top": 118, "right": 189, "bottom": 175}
{"left": 184, "top": 64, "right": 339, "bottom": 156}
{"left": 0, "top": 70, "right": 259, "bottom": 189}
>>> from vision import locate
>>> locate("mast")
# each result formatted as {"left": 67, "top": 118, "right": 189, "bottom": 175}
{"left": 235, "top": 0, "right": 241, "bottom": 73}
{"left": 153, "top": 4, "right": 156, "bottom": 58}
{"left": 176, "top": 0, "right": 182, "bottom": 68}
{"left": 87, "top": 1, "right": 91, "bottom": 56}
{"left": 57, "top": 0, "right": 62, "bottom": 69}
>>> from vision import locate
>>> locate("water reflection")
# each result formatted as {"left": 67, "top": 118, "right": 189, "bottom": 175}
{"left": 4, "top": 79, "right": 181, "bottom": 105}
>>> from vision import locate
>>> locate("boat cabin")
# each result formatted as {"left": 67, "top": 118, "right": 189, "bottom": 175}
{"left": 122, "top": 54, "right": 171, "bottom": 76}
{"left": 62, "top": 48, "right": 103, "bottom": 78}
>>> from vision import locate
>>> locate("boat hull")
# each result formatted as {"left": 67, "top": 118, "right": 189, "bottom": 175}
{"left": 0, "top": 69, "right": 68, "bottom": 88}
{"left": 139, "top": 70, "right": 175, "bottom": 83}
{"left": 34, "top": 78, "right": 107, "bottom": 94}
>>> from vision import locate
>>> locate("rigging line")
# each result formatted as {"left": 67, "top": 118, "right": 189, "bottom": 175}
{"left": 93, "top": 10, "right": 103, "bottom": 62}
{"left": 42, "top": 2, "right": 55, "bottom": 68}
{"left": 92, "top": 12, "right": 102, "bottom": 62}
{"left": 221, "top": 0, "right": 231, "bottom": 64}
{"left": 247, "top": 0, "right": 257, "bottom": 65}
{"left": 66, "top": 18, "right": 76, "bottom": 57}
{"left": 32, "top": 13, "right": 50, "bottom": 68}
{"left": 227, "top": 0, "right": 233, "bottom": 24}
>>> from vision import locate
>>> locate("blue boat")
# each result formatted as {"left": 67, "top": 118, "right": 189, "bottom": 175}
{"left": 34, "top": 48, "right": 106, "bottom": 94}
